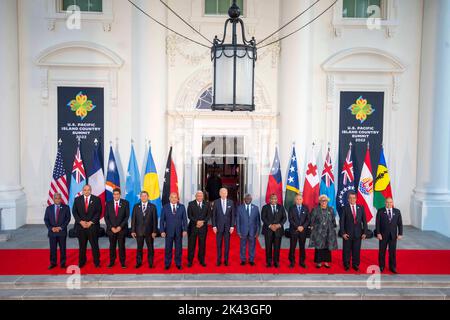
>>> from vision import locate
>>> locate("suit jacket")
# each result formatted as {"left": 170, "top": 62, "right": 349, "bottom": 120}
{"left": 160, "top": 203, "right": 188, "bottom": 237}
{"left": 44, "top": 204, "right": 71, "bottom": 237}
{"left": 187, "top": 200, "right": 210, "bottom": 233}
{"left": 104, "top": 199, "right": 130, "bottom": 235}
{"left": 211, "top": 198, "right": 236, "bottom": 232}
{"left": 339, "top": 204, "right": 368, "bottom": 239}
{"left": 288, "top": 204, "right": 310, "bottom": 234}
{"left": 131, "top": 202, "right": 157, "bottom": 237}
{"left": 72, "top": 195, "right": 102, "bottom": 233}
{"left": 375, "top": 207, "right": 403, "bottom": 239}
{"left": 236, "top": 203, "right": 261, "bottom": 237}
{"left": 261, "top": 204, "right": 287, "bottom": 237}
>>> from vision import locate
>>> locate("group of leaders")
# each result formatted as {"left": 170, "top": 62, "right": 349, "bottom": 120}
{"left": 44, "top": 185, "right": 403, "bottom": 273}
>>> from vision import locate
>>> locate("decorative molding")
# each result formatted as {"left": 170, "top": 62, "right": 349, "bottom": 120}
{"left": 166, "top": 35, "right": 209, "bottom": 67}
{"left": 331, "top": 0, "right": 398, "bottom": 38}
{"left": 46, "top": 0, "right": 114, "bottom": 32}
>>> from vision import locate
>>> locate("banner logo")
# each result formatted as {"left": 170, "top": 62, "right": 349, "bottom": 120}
{"left": 68, "top": 92, "right": 96, "bottom": 120}
{"left": 358, "top": 177, "right": 374, "bottom": 196}
{"left": 348, "top": 96, "right": 374, "bottom": 124}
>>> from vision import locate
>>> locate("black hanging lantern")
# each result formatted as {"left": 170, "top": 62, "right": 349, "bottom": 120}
{"left": 211, "top": 0, "right": 257, "bottom": 112}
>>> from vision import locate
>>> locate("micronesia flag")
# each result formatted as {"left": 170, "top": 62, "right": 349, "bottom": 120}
{"left": 320, "top": 147, "right": 336, "bottom": 213}
{"left": 125, "top": 145, "right": 141, "bottom": 216}
{"left": 265, "top": 147, "right": 283, "bottom": 205}
{"left": 143, "top": 145, "right": 162, "bottom": 217}
{"left": 68, "top": 145, "right": 87, "bottom": 210}
{"left": 336, "top": 143, "right": 355, "bottom": 217}
{"left": 105, "top": 146, "right": 120, "bottom": 202}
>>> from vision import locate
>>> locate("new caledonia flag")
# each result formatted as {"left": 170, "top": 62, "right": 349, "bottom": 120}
{"left": 266, "top": 147, "right": 283, "bottom": 205}
{"left": 284, "top": 145, "right": 300, "bottom": 211}
{"left": 374, "top": 147, "right": 393, "bottom": 209}
{"left": 162, "top": 147, "right": 179, "bottom": 206}
{"left": 143, "top": 145, "right": 162, "bottom": 217}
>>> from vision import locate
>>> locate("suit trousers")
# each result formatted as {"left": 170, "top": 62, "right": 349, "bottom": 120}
{"left": 136, "top": 235, "right": 154, "bottom": 266}
{"left": 187, "top": 226, "right": 207, "bottom": 264}
{"left": 379, "top": 235, "right": 397, "bottom": 270}
{"left": 49, "top": 236, "right": 67, "bottom": 266}
{"left": 289, "top": 232, "right": 307, "bottom": 264}
{"left": 343, "top": 237, "right": 362, "bottom": 267}
{"left": 239, "top": 234, "right": 256, "bottom": 263}
{"left": 165, "top": 234, "right": 183, "bottom": 267}
{"left": 264, "top": 231, "right": 281, "bottom": 265}
{"left": 108, "top": 232, "right": 126, "bottom": 265}
{"left": 216, "top": 230, "right": 230, "bottom": 263}
{"left": 77, "top": 227, "right": 100, "bottom": 266}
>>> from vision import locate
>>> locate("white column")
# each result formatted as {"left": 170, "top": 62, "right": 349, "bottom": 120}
{"left": 131, "top": 0, "right": 168, "bottom": 175}
{"left": 0, "top": 0, "right": 26, "bottom": 230}
{"left": 412, "top": 0, "right": 450, "bottom": 236}
{"left": 278, "top": 0, "right": 314, "bottom": 183}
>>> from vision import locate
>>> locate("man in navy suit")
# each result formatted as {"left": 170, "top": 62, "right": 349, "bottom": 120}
{"left": 211, "top": 188, "right": 236, "bottom": 266}
{"left": 288, "top": 193, "right": 310, "bottom": 268}
{"left": 236, "top": 194, "right": 260, "bottom": 266}
{"left": 340, "top": 191, "right": 368, "bottom": 271}
{"left": 375, "top": 197, "right": 403, "bottom": 273}
{"left": 160, "top": 192, "right": 188, "bottom": 270}
{"left": 44, "top": 193, "right": 71, "bottom": 269}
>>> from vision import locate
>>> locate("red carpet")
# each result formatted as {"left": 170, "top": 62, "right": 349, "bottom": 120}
{"left": 1, "top": 231, "right": 449, "bottom": 275}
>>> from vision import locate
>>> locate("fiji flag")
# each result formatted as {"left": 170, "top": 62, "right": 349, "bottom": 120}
{"left": 143, "top": 145, "right": 162, "bottom": 217}
{"left": 105, "top": 146, "right": 120, "bottom": 202}
{"left": 320, "top": 147, "right": 336, "bottom": 213}
{"left": 125, "top": 145, "right": 141, "bottom": 216}
{"left": 265, "top": 147, "right": 283, "bottom": 205}
{"left": 336, "top": 143, "right": 356, "bottom": 217}
{"left": 68, "top": 145, "right": 87, "bottom": 209}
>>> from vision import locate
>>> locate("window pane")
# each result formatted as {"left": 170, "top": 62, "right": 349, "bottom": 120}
{"left": 218, "top": 0, "right": 230, "bottom": 14}
{"left": 205, "top": 0, "right": 217, "bottom": 14}
{"left": 62, "top": 0, "right": 102, "bottom": 12}
{"left": 88, "top": 0, "right": 103, "bottom": 12}
{"left": 355, "top": 0, "right": 369, "bottom": 18}
{"left": 62, "top": 0, "right": 76, "bottom": 10}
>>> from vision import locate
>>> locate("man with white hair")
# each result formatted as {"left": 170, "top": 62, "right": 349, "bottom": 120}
{"left": 187, "top": 191, "right": 210, "bottom": 267}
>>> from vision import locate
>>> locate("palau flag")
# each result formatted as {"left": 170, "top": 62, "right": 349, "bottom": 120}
{"left": 265, "top": 147, "right": 283, "bottom": 205}
{"left": 143, "top": 145, "right": 162, "bottom": 217}
{"left": 68, "top": 145, "right": 87, "bottom": 210}
{"left": 284, "top": 145, "right": 300, "bottom": 211}
{"left": 125, "top": 145, "right": 141, "bottom": 216}
{"left": 374, "top": 147, "right": 393, "bottom": 209}
{"left": 320, "top": 147, "right": 336, "bottom": 213}
{"left": 105, "top": 146, "right": 121, "bottom": 202}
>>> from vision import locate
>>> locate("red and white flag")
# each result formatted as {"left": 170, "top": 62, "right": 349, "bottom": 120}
{"left": 357, "top": 145, "right": 376, "bottom": 222}
{"left": 88, "top": 144, "right": 106, "bottom": 217}
{"left": 47, "top": 146, "right": 69, "bottom": 205}
{"left": 302, "top": 146, "right": 320, "bottom": 211}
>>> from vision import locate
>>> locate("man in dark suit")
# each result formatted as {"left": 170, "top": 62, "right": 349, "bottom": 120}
{"left": 211, "top": 188, "right": 235, "bottom": 266}
{"left": 261, "top": 194, "right": 287, "bottom": 268}
{"left": 131, "top": 191, "right": 158, "bottom": 268}
{"left": 104, "top": 188, "right": 129, "bottom": 269}
{"left": 44, "top": 193, "right": 71, "bottom": 269}
{"left": 187, "top": 191, "right": 210, "bottom": 267}
{"left": 72, "top": 184, "right": 102, "bottom": 268}
{"left": 340, "top": 191, "right": 368, "bottom": 271}
{"left": 236, "top": 194, "right": 260, "bottom": 266}
{"left": 160, "top": 192, "right": 188, "bottom": 270}
{"left": 288, "top": 193, "right": 310, "bottom": 268}
{"left": 375, "top": 197, "right": 403, "bottom": 273}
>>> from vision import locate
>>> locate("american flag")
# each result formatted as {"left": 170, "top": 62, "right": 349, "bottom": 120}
{"left": 47, "top": 147, "right": 69, "bottom": 205}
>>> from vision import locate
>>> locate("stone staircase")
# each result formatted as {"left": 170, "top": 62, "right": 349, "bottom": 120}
{"left": 0, "top": 274, "right": 449, "bottom": 300}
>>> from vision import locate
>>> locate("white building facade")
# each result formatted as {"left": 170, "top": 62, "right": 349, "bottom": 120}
{"left": 0, "top": 0, "right": 449, "bottom": 236}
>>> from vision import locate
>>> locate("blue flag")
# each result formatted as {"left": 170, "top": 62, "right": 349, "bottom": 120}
{"left": 336, "top": 144, "right": 356, "bottom": 217}
{"left": 320, "top": 148, "right": 336, "bottom": 213}
{"left": 125, "top": 145, "right": 141, "bottom": 216}
{"left": 284, "top": 145, "right": 300, "bottom": 211}
{"left": 68, "top": 145, "right": 87, "bottom": 210}
{"left": 105, "top": 146, "right": 120, "bottom": 202}
{"left": 143, "top": 146, "right": 162, "bottom": 217}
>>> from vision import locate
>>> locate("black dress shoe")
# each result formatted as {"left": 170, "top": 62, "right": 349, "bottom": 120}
{"left": 107, "top": 263, "right": 114, "bottom": 268}
{"left": 289, "top": 263, "right": 295, "bottom": 268}
{"left": 240, "top": 261, "right": 246, "bottom": 266}
{"left": 135, "top": 263, "right": 142, "bottom": 269}
{"left": 121, "top": 265, "right": 127, "bottom": 269}
{"left": 165, "top": 266, "right": 170, "bottom": 270}
{"left": 274, "top": 263, "right": 279, "bottom": 268}
{"left": 324, "top": 263, "right": 330, "bottom": 269}
{"left": 224, "top": 261, "right": 229, "bottom": 266}
{"left": 380, "top": 267, "right": 385, "bottom": 272}
{"left": 200, "top": 262, "right": 207, "bottom": 267}
{"left": 390, "top": 268, "right": 398, "bottom": 274}
{"left": 249, "top": 262, "right": 255, "bottom": 266}
{"left": 316, "top": 263, "right": 322, "bottom": 268}
{"left": 48, "top": 264, "right": 57, "bottom": 270}
{"left": 78, "top": 263, "right": 85, "bottom": 269}
{"left": 216, "top": 261, "right": 221, "bottom": 266}
{"left": 187, "top": 262, "right": 193, "bottom": 268}
{"left": 148, "top": 264, "right": 153, "bottom": 269}
{"left": 60, "top": 264, "right": 66, "bottom": 269}
{"left": 94, "top": 264, "right": 101, "bottom": 268}
{"left": 266, "top": 263, "right": 272, "bottom": 268}
{"left": 352, "top": 266, "right": 359, "bottom": 272}
{"left": 300, "top": 263, "right": 306, "bottom": 269}
{"left": 344, "top": 265, "right": 350, "bottom": 271}
{"left": 176, "top": 265, "right": 182, "bottom": 270}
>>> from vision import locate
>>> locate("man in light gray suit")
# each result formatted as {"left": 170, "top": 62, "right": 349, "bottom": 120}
{"left": 236, "top": 194, "right": 261, "bottom": 266}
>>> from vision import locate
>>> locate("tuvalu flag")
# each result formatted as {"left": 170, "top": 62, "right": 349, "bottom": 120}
{"left": 162, "top": 147, "right": 179, "bottom": 206}
{"left": 374, "top": 147, "right": 393, "bottom": 209}
{"left": 265, "top": 147, "right": 283, "bottom": 205}
{"left": 357, "top": 144, "right": 376, "bottom": 223}
{"left": 284, "top": 145, "right": 300, "bottom": 211}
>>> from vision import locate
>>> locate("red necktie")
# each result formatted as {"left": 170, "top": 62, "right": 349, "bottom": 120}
{"left": 351, "top": 205, "right": 357, "bottom": 223}
{"left": 115, "top": 202, "right": 119, "bottom": 217}
{"left": 85, "top": 197, "right": 89, "bottom": 213}
{"left": 56, "top": 206, "right": 60, "bottom": 223}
